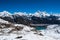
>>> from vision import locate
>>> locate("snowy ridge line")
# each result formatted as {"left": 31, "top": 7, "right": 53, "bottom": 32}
{"left": 0, "top": 10, "right": 54, "bottom": 17}
{"left": 0, "top": 11, "right": 60, "bottom": 18}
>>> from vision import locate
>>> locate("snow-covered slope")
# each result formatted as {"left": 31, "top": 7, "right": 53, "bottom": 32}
{"left": 0, "top": 11, "right": 60, "bottom": 18}
{"left": 0, "top": 24, "right": 56, "bottom": 40}
{"left": 0, "top": 21, "right": 60, "bottom": 40}
{"left": 33, "top": 11, "right": 50, "bottom": 17}
{"left": 42, "top": 25, "right": 60, "bottom": 40}
{"left": 0, "top": 11, "right": 51, "bottom": 17}
{"left": 0, "top": 11, "right": 14, "bottom": 20}
{"left": 14, "top": 12, "right": 28, "bottom": 16}
{"left": 0, "top": 11, "right": 12, "bottom": 17}
{"left": 0, "top": 18, "right": 9, "bottom": 24}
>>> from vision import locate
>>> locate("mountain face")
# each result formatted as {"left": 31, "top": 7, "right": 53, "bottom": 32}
{"left": 0, "top": 11, "right": 60, "bottom": 25}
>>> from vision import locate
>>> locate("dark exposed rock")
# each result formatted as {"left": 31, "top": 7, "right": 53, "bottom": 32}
{"left": 0, "top": 14, "right": 60, "bottom": 25}
{"left": 16, "top": 36, "right": 22, "bottom": 39}
{"left": 56, "top": 30, "right": 60, "bottom": 34}
{"left": 0, "top": 16, "right": 14, "bottom": 23}
{"left": 39, "top": 33, "right": 44, "bottom": 36}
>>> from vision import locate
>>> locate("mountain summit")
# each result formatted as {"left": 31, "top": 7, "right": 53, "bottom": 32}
{"left": 0, "top": 11, "right": 12, "bottom": 17}
{"left": 33, "top": 11, "right": 50, "bottom": 17}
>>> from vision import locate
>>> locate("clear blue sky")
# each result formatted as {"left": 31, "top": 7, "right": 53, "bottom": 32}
{"left": 0, "top": 0, "right": 60, "bottom": 13}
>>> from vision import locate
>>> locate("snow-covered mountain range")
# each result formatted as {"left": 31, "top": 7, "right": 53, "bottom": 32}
{"left": 0, "top": 11, "right": 60, "bottom": 40}
{"left": 0, "top": 11, "right": 50, "bottom": 17}
{"left": 0, "top": 11, "right": 60, "bottom": 17}
{"left": 0, "top": 11, "right": 60, "bottom": 25}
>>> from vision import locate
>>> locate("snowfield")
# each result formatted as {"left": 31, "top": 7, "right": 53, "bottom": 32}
{"left": 0, "top": 18, "right": 60, "bottom": 40}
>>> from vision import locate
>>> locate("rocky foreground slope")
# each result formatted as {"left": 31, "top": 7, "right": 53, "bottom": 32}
{"left": 0, "top": 18, "right": 60, "bottom": 40}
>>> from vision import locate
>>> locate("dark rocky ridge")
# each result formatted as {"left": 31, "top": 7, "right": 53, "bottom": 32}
{"left": 0, "top": 14, "right": 60, "bottom": 25}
